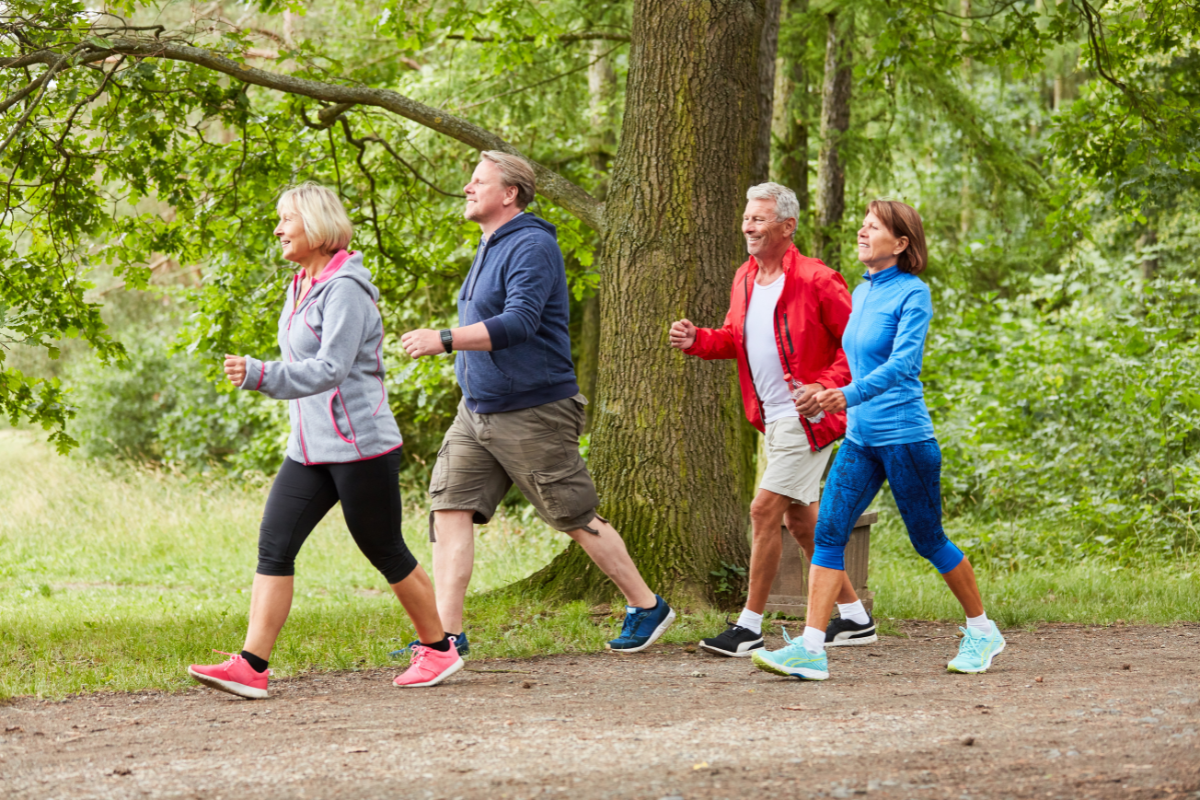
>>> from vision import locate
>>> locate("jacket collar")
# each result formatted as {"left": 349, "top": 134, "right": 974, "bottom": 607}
{"left": 746, "top": 243, "right": 802, "bottom": 284}
{"left": 863, "top": 264, "right": 901, "bottom": 284}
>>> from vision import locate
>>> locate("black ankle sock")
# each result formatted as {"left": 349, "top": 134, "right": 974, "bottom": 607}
{"left": 420, "top": 636, "right": 452, "bottom": 653}
{"left": 240, "top": 650, "right": 269, "bottom": 673}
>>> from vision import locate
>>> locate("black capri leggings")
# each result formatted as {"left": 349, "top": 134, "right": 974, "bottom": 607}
{"left": 257, "top": 450, "right": 418, "bottom": 584}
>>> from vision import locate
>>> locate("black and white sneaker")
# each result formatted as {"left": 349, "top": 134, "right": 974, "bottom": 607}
{"left": 698, "top": 622, "right": 764, "bottom": 657}
{"left": 825, "top": 616, "right": 878, "bottom": 646}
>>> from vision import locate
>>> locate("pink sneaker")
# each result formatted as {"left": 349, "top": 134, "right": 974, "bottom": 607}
{"left": 188, "top": 651, "right": 270, "bottom": 699}
{"left": 393, "top": 642, "right": 463, "bottom": 688}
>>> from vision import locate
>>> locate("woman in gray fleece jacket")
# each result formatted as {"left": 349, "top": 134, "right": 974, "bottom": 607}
{"left": 187, "top": 184, "right": 462, "bottom": 699}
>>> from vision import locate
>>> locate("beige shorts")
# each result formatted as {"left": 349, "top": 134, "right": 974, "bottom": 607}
{"left": 428, "top": 394, "right": 600, "bottom": 536}
{"left": 759, "top": 417, "right": 834, "bottom": 505}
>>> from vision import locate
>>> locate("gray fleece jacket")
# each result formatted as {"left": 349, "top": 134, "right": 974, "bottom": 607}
{"left": 240, "top": 250, "right": 403, "bottom": 465}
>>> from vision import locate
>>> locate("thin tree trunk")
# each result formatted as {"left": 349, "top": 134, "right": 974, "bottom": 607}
{"left": 773, "top": 0, "right": 810, "bottom": 247}
{"left": 753, "top": 0, "right": 784, "bottom": 184}
{"left": 578, "top": 41, "right": 619, "bottom": 432}
{"left": 520, "top": 0, "right": 771, "bottom": 604}
{"left": 813, "top": 10, "right": 852, "bottom": 269}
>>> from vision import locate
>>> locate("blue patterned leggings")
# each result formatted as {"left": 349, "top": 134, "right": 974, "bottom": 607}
{"left": 812, "top": 438, "right": 964, "bottom": 574}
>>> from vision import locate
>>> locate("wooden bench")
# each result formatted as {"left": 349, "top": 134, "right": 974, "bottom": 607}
{"left": 763, "top": 511, "right": 876, "bottom": 616}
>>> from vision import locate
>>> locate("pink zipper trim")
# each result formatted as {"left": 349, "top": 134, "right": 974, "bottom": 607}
{"left": 254, "top": 362, "right": 266, "bottom": 391}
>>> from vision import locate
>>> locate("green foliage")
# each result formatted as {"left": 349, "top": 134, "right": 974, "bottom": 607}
{"left": 924, "top": 237, "right": 1200, "bottom": 565}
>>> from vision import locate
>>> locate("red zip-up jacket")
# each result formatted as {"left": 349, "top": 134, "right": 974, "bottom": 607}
{"left": 685, "top": 244, "right": 853, "bottom": 450}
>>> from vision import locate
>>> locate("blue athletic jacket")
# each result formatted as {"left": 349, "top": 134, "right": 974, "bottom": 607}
{"left": 840, "top": 265, "right": 936, "bottom": 446}
{"left": 455, "top": 213, "right": 578, "bottom": 413}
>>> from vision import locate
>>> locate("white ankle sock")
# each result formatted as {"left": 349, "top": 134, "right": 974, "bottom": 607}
{"left": 837, "top": 600, "right": 870, "bottom": 625}
{"left": 801, "top": 626, "right": 826, "bottom": 654}
{"left": 966, "top": 612, "right": 992, "bottom": 635}
{"left": 735, "top": 608, "right": 764, "bottom": 635}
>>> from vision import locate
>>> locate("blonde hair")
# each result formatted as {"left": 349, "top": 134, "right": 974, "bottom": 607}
{"left": 479, "top": 151, "right": 537, "bottom": 209}
{"left": 276, "top": 183, "right": 353, "bottom": 254}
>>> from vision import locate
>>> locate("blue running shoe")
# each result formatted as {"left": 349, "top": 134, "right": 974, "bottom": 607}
{"left": 606, "top": 595, "right": 676, "bottom": 653}
{"left": 751, "top": 628, "right": 829, "bottom": 680}
{"left": 947, "top": 623, "right": 1006, "bottom": 673}
{"left": 389, "top": 632, "right": 469, "bottom": 661}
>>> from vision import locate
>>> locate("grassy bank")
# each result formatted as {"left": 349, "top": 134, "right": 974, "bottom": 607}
{"left": 1, "top": 431, "right": 1196, "bottom": 699}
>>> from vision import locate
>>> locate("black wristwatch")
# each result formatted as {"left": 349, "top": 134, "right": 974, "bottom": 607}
{"left": 439, "top": 329, "right": 454, "bottom": 353}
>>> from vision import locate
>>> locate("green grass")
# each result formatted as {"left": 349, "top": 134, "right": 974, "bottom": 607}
{"left": 0, "top": 431, "right": 727, "bottom": 699}
{"left": 1, "top": 431, "right": 1197, "bottom": 699}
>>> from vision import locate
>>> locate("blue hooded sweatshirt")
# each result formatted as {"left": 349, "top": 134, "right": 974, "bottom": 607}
{"left": 456, "top": 213, "right": 578, "bottom": 413}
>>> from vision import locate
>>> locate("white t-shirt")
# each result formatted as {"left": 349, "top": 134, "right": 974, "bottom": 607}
{"left": 744, "top": 272, "right": 798, "bottom": 424}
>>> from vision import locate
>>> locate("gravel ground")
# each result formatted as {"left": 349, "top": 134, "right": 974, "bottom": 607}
{"left": 2, "top": 621, "right": 1198, "bottom": 800}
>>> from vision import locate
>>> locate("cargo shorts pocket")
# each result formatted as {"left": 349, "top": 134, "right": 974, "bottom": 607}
{"left": 428, "top": 443, "right": 450, "bottom": 496}
{"left": 531, "top": 457, "right": 598, "bottom": 523}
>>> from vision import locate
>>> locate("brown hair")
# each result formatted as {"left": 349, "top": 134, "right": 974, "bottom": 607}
{"left": 867, "top": 199, "right": 928, "bottom": 275}
{"left": 480, "top": 150, "right": 537, "bottom": 210}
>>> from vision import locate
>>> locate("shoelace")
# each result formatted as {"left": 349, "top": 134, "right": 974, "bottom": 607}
{"left": 957, "top": 627, "right": 987, "bottom": 657}
{"left": 409, "top": 644, "right": 430, "bottom": 669}
{"left": 618, "top": 608, "right": 650, "bottom": 640}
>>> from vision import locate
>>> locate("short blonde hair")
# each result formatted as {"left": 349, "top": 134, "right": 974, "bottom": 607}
{"left": 276, "top": 183, "right": 353, "bottom": 254}
{"left": 479, "top": 151, "right": 536, "bottom": 209}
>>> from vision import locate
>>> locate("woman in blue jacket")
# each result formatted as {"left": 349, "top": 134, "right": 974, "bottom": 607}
{"left": 753, "top": 200, "right": 1005, "bottom": 681}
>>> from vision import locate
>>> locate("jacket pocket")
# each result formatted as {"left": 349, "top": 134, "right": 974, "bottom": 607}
{"left": 531, "top": 456, "right": 598, "bottom": 521}
{"left": 328, "top": 389, "right": 356, "bottom": 444}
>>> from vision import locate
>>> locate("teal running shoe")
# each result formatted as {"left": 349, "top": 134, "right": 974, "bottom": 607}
{"left": 947, "top": 622, "right": 1006, "bottom": 673}
{"left": 751, "top": 628, "right": 829, "bottom": 680}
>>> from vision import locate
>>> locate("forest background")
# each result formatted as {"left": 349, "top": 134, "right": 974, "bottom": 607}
{"left": 2, "top": 0, "right": 1200, "bottom": 615}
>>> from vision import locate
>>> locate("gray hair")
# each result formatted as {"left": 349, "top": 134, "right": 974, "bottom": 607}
{"left": 745, "top": 182, "right": 800, "bottom": 223}
{"left": 480, "top": 150, "right": 537, "bottom": 210}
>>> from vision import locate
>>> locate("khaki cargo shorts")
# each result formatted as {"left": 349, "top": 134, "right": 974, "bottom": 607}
{"left": 428, "top": 394, "right": 601, "bottom": 537}
{"left": 759, "top": 417, "right": 834, "bottom": 505}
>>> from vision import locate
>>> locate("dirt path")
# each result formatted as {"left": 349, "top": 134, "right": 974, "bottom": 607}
{"left": 2, "top": 622, "right": 1198, "bottom": 800}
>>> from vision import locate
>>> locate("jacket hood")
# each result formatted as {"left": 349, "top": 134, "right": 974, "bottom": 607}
{"left": 488, "top": 212, "right": 557, "bottom": 244}
{"left": 301, "top": 250, "right": 379, "bottom": 303}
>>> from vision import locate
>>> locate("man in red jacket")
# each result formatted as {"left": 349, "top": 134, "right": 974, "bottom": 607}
{"left": 669, "top": 183, "right": 874, "bottom": 657}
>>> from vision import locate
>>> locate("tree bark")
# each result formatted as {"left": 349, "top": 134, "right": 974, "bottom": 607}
{"left": 773, "top": 0, "right": 811, "bottom": 245}
{"left": 520, "top": 0, "right": 771, "bottom": 604}
{"left": 813, "top": 10, "right": 852, "bottom": 269}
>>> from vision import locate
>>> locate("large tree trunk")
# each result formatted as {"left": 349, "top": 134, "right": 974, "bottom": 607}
{"left": 521, "top": 0, "right": 773, "bottom": 605}
{"left": 813, "top": 10, "right": 852, "bottom": 269}
{"left": 773, "top": 0, "right": 811, "bottom": 247}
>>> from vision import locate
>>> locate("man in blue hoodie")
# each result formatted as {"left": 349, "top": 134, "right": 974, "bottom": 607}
{"left": 401, "top": 151, "right": 674, "bottom": 654}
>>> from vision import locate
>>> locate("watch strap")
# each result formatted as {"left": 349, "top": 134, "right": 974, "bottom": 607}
{"left": 439, "top": 329, "right": 454, "bottom": 353}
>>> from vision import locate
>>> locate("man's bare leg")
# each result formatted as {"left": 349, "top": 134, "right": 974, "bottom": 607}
{"left": 431, "top": 510, "right": 475, "bottom": 635}
{"left": 565, "top": 518, "right": 656, "bottom": 609}
{"left": 783, "top": 502, "right": 859, "bottom": 605}
{"left": 745, "top": 489, "right": 794, "bottom": 613}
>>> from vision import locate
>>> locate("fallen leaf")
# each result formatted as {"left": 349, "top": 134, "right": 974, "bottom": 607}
{"left": 344, "top": 747, "right": 368, "bottom": 754}
{"left": 692, "top": 762, "right": 709, "bottom": 770}
{"left": 780, "top": 706, "right": 806, "bottom": 711}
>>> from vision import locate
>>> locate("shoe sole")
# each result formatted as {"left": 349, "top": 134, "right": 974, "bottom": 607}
{"left": 187, "top": 667, "right": 268, "bottom": 700}
{"left": 393, "top": 656, "right": 465, "bottom": 688}
{"left": 751, "top": 653, "right": 829, "bottom": 681}
{"left": 698, "top": 641, "right": 764, "bottom": 658}
{"left": 947, "top": 639, "right": 1007, "bottom": 674}
{"left": 606, "top": 609, "right": 677, "bottom": 654}
{"left": 826, "top": 631, "right": 878, "bottom": 647}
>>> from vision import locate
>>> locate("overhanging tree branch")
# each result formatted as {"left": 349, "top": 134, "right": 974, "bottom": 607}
{"left": 0, "top": 40, "right": 606, "bottom": 230}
